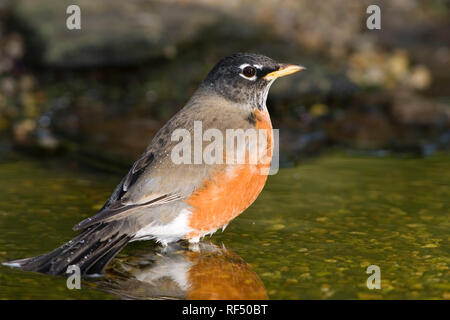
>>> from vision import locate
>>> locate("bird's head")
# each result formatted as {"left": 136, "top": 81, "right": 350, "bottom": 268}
{"left": 200, "top": 53, "right": 305, "bottom": 110}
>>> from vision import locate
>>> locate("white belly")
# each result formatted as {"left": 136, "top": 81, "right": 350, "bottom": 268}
{"left": 132, "top": 209, "right": 193, "bottom": 246}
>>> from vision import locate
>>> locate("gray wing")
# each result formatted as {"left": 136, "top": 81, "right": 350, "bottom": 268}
{"left": 73, "top": 96, "right": 252, "bottom": 231}
{"left": 73, "top": 148, "right": 186, "bottom": 231}
{"left": 73, "top": 105, "right": 200, "bottom": 231}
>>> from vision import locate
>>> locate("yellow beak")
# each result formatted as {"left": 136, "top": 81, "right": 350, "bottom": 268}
{"left": 264, "top": 64, "right": 306, "bottom": 81}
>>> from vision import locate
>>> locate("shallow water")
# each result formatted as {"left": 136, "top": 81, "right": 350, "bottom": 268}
{"left": 0, "top": 153, "right": 448, "bottom": 299}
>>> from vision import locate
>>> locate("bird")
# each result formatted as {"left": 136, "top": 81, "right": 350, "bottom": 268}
{"left": 3, "top": 53, "right": 304, "bottom": 276}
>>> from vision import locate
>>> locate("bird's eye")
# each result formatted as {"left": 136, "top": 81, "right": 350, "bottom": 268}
{"left": 242, "top": 66, "right": 257, "bottom": 78}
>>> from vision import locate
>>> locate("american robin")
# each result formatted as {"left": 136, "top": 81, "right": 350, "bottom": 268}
{"left": 4, "top": 53, "right": 304, "bottom": 275}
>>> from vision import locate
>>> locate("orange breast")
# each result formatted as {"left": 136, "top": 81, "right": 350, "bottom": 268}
{"left": 186, "top": 109, "right": 272, "bottom": 238}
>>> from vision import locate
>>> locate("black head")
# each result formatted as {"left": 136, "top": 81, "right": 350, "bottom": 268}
{"left": 200, "top": 53, "right": 304, "bottom": 109}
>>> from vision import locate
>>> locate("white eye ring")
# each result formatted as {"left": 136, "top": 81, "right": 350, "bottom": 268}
{"left": 238, "top": 64, "right": 258, "bottom": 81}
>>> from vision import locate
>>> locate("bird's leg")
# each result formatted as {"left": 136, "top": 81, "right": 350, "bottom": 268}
{"left": 188, "top": 237, "right": 200, "bottom": 252}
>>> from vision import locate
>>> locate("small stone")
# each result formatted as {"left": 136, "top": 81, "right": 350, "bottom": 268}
{"left": 421, "top": 243, "right": 439, "bottom": 248}
{"left": 269, "top": 224, "right": 285, "bottom": 231}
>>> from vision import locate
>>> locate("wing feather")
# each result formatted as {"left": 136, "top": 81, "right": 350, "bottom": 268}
{"left": 73, "top": 149, "right": 182, "bottom": 231}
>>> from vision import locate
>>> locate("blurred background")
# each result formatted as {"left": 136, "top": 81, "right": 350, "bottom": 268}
{"left": 0, "top": 0, "right": 448, "bottom": 164}
{"left": 0, "top": 0, "right": 449, "bottom": 300}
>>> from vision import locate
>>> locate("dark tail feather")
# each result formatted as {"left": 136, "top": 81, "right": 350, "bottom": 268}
{"left": 3, "top": 223, "right": 132, "bottom": 276}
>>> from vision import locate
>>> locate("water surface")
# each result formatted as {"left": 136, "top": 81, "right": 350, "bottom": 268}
{"left": 0, "top": 153, "right": 448, "bottom": 299}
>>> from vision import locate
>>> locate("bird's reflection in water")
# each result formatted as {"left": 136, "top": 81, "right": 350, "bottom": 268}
{"left": 92, "top": 242, "right": 268, "bottom": 300}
